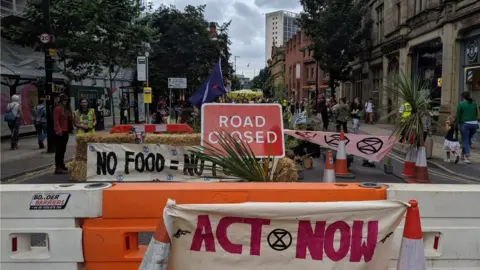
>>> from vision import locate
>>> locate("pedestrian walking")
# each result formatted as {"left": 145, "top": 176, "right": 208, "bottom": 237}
{"left": 443, "top": 115, "right": 460, "bottom": 163}
{"left": 155, "top": 98, "right": 168, "bottom": 124}
{"left": 4, "top": 94, "right": 26, "bottom": 150}
{"left": 350, "top": 97, "right": 362, "bottom": 134}
{"left": 32, "top": 98, "right": 47, "bottom": 149}
{"left": 332, "top": 97, "right": 349, "bottom": 133}
{"left": 364, "top": 98, "right": 374, "bottom": 124}
{"left": 53, "top": 94, "right": 72, "bottom": 174}
{"left": 119, "top": 97, "right": 128, "bottom": 124}
{"left": 74, "top": 98, "right": 97, "bottom": 135}
{"left": 456, "top": 91, "right": 479, "bottom": 164}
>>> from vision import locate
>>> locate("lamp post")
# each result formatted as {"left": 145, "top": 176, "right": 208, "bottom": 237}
{"left": 234, "top": 56, "right": 240, "bottom": 75}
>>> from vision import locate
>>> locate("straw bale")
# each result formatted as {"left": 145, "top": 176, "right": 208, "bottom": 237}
{"left": 274, "top": 157, "right": 298, "bottom": 182}
{"left": 69, "top": 160, "right": 87, "bottom": 182}
{"left": 75, "top": 133, "right": 201, "bottom": 161}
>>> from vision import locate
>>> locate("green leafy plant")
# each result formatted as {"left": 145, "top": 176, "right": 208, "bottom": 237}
{"left": 189, "top": 131, "right": 288, "bottom": 182}
{"left": 385, "top": 157, "right": 392, "bottom": 166}
{"left": 383, "top": 72, "right": 432, "bottom": 147}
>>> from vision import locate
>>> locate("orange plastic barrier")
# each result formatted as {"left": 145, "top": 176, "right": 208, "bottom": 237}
{"left": 82, "top": 182, "right": 387, "bottom": 270}
{"left": 109, "top": 124, "right": 194, "bottom": 134}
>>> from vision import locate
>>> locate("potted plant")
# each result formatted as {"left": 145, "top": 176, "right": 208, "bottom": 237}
{"left": 189, "top": 132, "right": 297, "bottom": 182}
{"left": 383, "top": 157, "right": 393, "bottom": 174}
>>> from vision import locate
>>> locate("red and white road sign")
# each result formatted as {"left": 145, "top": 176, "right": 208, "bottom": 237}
{"left": 201, "top": 103, "right": 285, "bottom": 157}
{"left": 39, "top": 33, "right": 50, "bottom": 44}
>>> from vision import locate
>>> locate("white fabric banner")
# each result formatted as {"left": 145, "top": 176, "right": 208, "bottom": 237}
{"left": 86, "top": 143, "right": 277, "bottom": 182}
{"left": 163, "top": 200, "right": 407, "bottom": 270}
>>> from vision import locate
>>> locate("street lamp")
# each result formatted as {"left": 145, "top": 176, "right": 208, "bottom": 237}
{"left": 234, "top": 56, "right": 240, "bottom": 75}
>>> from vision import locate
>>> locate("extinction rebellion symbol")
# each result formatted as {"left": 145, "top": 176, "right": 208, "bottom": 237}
{"left": 466, "top": 40, "right": 478, "bottom": 63}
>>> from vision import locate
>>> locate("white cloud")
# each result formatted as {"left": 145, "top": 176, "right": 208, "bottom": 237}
{"left": 153, "top": 0, "right": 302, "bottom": 78}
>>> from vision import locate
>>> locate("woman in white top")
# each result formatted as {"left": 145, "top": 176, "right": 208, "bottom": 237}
{"left": 4, "top": 94, "right": 26, "bottom": 150}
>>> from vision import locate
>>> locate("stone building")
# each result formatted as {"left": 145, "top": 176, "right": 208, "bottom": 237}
{"left": 339, "top": 0, "right": 480, "bottom": 120}
{"left": 267, "top": 45, "right": 286, "bottom": 89}
{"left": 285, "top": 30, "right": 328, "bottom": 101}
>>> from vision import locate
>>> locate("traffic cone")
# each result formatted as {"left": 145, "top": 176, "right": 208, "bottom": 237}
{"left": 402, "top": 147, "right": 417, "bottom": 177}
{"left": 396, "top": 200, "right": 426, "bottom": 270}
{"left": 139, "top": 217, "right": 171, "bottom": 270}
{"left": 402, "top": 134, "right": 416, "bottom": 178}
{"left": 412, "top": 145, "right": 431, "bottom": 183}
{"left": 323, "top": 150, "right": 336, "bottom": 182}
{"left": 335, "top": 129, "right": 355, "bottom": 178}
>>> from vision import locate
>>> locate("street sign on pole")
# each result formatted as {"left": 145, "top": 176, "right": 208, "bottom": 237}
{"left": 201, "top": 103, "right": 285, "bottom": 157}
{"left": 39, "top": 33, "right": 50, "bottom": 44}
{"left": 137, "top": 56, "right": 146, "bottom": 81}
{"left": 143, "top": 87, "right": 152, "bottom": 104}
{"left": 168, "top": 77, "right": 187, "bottom": 89}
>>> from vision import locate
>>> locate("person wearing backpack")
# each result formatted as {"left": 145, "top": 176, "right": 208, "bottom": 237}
{"left": 4, "top": 94, "right": 26, "bottom": 150}
{"left": 33, "top": 98, "right": 47, "bottom": 149}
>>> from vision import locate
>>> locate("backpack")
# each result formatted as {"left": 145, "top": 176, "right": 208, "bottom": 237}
{"left": 34, "top": 106, "right": 45, "bottom": 125}
{"left": 4, "top": 103, "right": 18, "bottom": 122}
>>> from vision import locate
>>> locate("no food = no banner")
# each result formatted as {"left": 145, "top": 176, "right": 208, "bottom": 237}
{"left": 96, "top": 151, "right": 276, "bottom": 177}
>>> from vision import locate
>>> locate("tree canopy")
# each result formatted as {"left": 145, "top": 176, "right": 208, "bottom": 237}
{"left": 250, "top": 67, "right": 274, "bottom": 97}
{"left": 145, "top": 4, "right": 233, "bottom": 97}
{"left": 1, "top": 0, "right": 153, "bottom": 81}
{"left": 298, "top": 0, "right": 369, "bottom": 97}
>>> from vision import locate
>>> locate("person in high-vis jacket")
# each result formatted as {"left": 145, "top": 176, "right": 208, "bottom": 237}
{"left": 398, "top": 101, "right": 412, "bottom": 142}
{"left": 74, "top": 98, "right": 97, "bottom": 134}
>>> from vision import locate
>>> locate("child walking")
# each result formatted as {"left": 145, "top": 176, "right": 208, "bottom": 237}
{"left": 444, "top": 116, "right": 460, "bottom": 163}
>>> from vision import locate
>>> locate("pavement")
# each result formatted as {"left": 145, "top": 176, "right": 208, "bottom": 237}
{"left": 355, "top": 123, "right": 480, "bottom": 181}
{"left": 2, "top": 116, "right": 479, "bottom": 184}
{"left": 1, "top": 117, "right": 114, "bottom": 182}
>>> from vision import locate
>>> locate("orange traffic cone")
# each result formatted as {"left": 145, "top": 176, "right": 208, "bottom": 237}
{"left": 396, "top": 200, "right": 426, "bottom": 270}
{"left": 323, "top": 150, "right": 336, "bottom": 182}
{"left": 412, "top": 145, "right": 431, "bottom": 183}
{"left": 402, "top": 134, "right": 416, "bottom": 177}
{"left": 139, "top": 217, "right": 171, "bottom": 270}
{"left": 402, "top": 147, "right": 417, "bottom": 177}
{"left": 335, "top": 129, "right": 355, "bottom": 179}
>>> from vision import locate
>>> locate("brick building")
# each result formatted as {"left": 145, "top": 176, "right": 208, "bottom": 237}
{"left": 284, "top": 30, "right": 328, "bottom": 101}
{"left": 339, "top": 0, "right": 480, "bottom": 121}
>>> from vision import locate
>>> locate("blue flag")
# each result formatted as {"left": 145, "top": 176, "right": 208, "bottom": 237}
{"left": 190, "top": 58, "right": 227, "bottom": 107}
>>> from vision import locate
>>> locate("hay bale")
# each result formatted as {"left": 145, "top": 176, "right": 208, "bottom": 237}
{"left": 69, "top": 160, "right": 87, "bottom": 182}
{"left": 274, "top": 157, "right": 298, "bottom": 182}
{"left": 75, "top": 133, "right": 201, "bottom": 161}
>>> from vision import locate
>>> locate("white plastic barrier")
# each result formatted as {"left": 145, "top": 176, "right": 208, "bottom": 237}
{"left": 387, "top": 184, "right": 480, "bottom": 270}
{"left": 0, "top": 183, "right": 111, "bottom": 270}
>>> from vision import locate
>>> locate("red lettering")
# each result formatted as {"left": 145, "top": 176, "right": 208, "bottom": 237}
{"left": 216, "top": 217, "right": 243, "bottom": 254}
{"left": 191, "top": 215, "right": 270, "bottom": 255}
{"left": 244, "top": 218, "right": 271, "bottom": 255}
{"left": 190, "top": 215, "right": 216, "bottom": 252}
{"left": 350, "top": 221, "right": 378, "bottom": 262}
{"left": 324, "top": 221, "right": 351, "bottom": 261}
{"left": 296, "top": 220, "right": 326, "bottom": 260}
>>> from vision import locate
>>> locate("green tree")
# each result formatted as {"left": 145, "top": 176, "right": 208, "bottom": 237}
{"left": 298, "top": 0, "right": 369, "bottom": 97}
{"left": 250, "top": 67, "right": 274, "bottom": 97}
{"left": 1, "top": 0, "right": 103, "bottom": 81}
{"left": 146, "top": 5, "right": 233, "bottom": 98}
{"left": 230, "top": 75, "right": 242, "bottom": 90}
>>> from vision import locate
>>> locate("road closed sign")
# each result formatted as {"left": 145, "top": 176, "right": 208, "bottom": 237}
{"left": 201, "top": 103, "right": 284, "bottom": 157}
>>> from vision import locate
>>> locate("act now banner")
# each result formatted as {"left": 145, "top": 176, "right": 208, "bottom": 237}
{"left": 284, "top": 130, "right": 396, "bottom": 162}
{"left": 163, "top": 200, "right": 407, "bottom": 270}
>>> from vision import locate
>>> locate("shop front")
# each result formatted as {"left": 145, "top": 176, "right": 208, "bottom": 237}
{"left": 411, "top": 38, "right": 443, "bottom": 107}
{"left": 462, "top": 34, "right": 480, "bottom": 102}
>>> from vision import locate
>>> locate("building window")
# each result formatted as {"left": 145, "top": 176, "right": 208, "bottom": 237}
{"left": 376, "top": 4, "right": 384, "bottom": 44}
{"left": 303, "top": 50, "right": 306, "bottom": 58}
{"left": 353, "top": 69, "right": 363, "bottom": 99}
{"left": 396, "top": 3, "right": 401, "bottom": 27}
{"left": 372, "top": 66, "right": 383, "bottom": 108}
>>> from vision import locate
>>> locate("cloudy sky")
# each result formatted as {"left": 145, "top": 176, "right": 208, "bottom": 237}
{"left": 154, "top": 0, "right": 302, "bottom": 78}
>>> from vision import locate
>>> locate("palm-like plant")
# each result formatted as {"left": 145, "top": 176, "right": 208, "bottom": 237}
{"left": 383, "top": 72, "right": 432, "bottom": 147}
{"left": 189, "top": 131, "right": 292, "bottom": 182}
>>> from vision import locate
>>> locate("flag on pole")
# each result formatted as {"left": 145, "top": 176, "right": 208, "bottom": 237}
{"left": 247, "top": 63, "right": 250, "bottom": 67}
{"left": 189, "top": 58, "right": 227, "bottom": 107}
